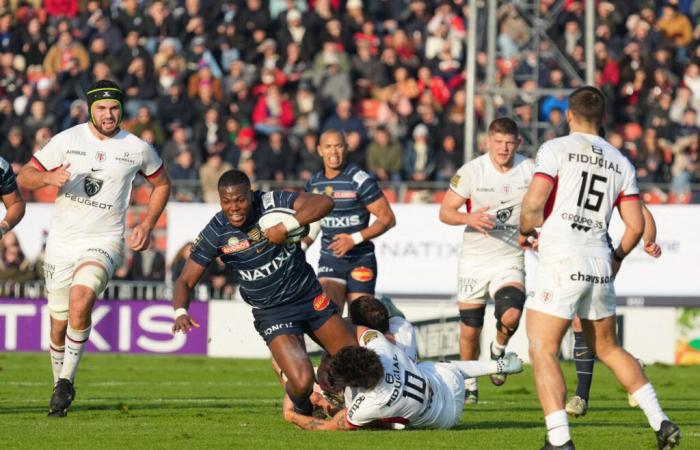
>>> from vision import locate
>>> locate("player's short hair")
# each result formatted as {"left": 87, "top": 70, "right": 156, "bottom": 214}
{"left": 349, "top": 296, "right": 389, "bottom": 333}
{"left": 319, "top": 128, "right": 346, "bottom": 145}
{"left": 328, "top": 346, "right": 384, "bottom": 390}
{"left": 568, "top": 86, "right": 606, "bottom": 126}
{"left": 488, "top": 117, "right": 519, "bottom": 136}
{"left": 218, "top": 170, "right": 251, "bottom": 189}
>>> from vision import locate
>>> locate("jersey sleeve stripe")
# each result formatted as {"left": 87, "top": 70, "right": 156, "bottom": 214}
{"left": 534, "top": 172, "right": 556, "bottom": 183}
{"left": 140, "top": 163, "right": 164, "bottom": 180}
{"left": 618, "top": 193, "right": 640, "bottom": 202}
{"left": 31, "top": 156, "right": 49, "bottom": 172}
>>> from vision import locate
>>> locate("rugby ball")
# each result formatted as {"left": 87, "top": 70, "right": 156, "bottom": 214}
{"left": 258, "top": 208, "right": 310, "bottom": 243}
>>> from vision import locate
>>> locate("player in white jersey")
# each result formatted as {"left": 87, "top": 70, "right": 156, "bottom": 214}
{"left": 518, "top": 86, "right": 678, "bottom": 450}
{"left": 439, "top": 118, "right": 534, "bottom": 402}
{"left": 17, "top": 80, "right": 171, "bottom": 417}
{"left": 282, "top": 327, "right": 523, "bottom": 430}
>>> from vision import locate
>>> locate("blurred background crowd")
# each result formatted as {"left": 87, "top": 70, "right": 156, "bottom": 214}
{"left": 1, "top": 0, "right": 700, "bottom": 283}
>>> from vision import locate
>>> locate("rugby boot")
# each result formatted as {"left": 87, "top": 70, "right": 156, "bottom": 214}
{"left": 565, "top": 395, "right": 588, "bottom": 418}
{"left": 541, "top": 437, "right": 576, "bottom": 450}
{"left": 656, "top": 420, "right": 681, "bottom": 450}
{"left": 48, "top": 378, "right": 75, "bottom": 417}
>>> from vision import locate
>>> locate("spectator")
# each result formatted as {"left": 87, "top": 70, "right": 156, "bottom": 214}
{"left": 130, "top": 105, "right": 166, "bottom": 148}
{"left": 162, "top": 123, "right": 201, "bottom": 170}
{"left": 20, "top": 17, "right": 49, "bottom": 68}
{"left": 170, "top": 241, "right": 193, "bottom": 282}
{"left": 199, "top": 153, "right": 233, "bottom": 203}
{"left": 81, "top": 9, "right": 123, "bottom": 54}
{"left": 656, "top": 2, "right": 693, "bottom": 50}
{"left": 0, "top": 126, "right": 31, "bottom": 173}
{"left": 0, "top": 232, "right": 37, "bottom": 283}
{"left": 123, "top": 57, "right": 158, "bottom": 118}
{"left": 169, "top": 150, "right": 200, "bottom": 202}
{"left": 322, "top": 99, "right": 367, "bottom": 143}
{"left": 252, "top": 84, "right": 295, "bottom": 136}
{"left": 43, "top": 30, "right": 90, "bottom": 76}
{"left": 404, "top": 124, "right": 436, "bottom": 181}
{"left": 366, "top": 126, "right": 403, "bottom": 182}
{"left": 128, "top": 241, "right": 166, "bottom": 281}
{"left": 435, "top": 134, "right": 463, "bottom": 182}
{"left": 156, "top": 83, "right": 193, "bottom": 131}
{"left": 297, "top": 132, "right": 322, "bottom": 181}
{"left": 254, "top": 131, "right": 295, "bottom": 180}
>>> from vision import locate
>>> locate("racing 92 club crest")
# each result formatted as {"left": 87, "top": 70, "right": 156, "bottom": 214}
{"left": 84, "top": 175, "right": 103, "bottom": 197}
{"left": 496, "top": 206, "right": 514, "bottom": 223}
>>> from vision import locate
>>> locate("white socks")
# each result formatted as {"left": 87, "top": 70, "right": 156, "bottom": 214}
{"left": 59, "top": 326, "right": 91, "bottom": 382}
{"left": 545, "top": 410, "right": 571, "bottom": 446}
{"left": 450, "top": 360, "right": 502, "bottom": 378}
{"left": 49, "top": 342, "right": 65, "bottom": 385}
{"left": 631, "top": 383, "right": 669, "bottom": 431}
{"left": 491, "top": 340, "right": 506, "bottom": 357}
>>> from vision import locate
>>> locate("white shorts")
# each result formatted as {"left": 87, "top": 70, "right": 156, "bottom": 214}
{"left": 457, "top": 256, "right": 524, "bottom": 304}
{"left": 415, "top": 362, "right": 464, "bottom": 429}
{"left": 526, "top": 256, "right": 616, "bottom": 320}
{"left": 44, "top": 239, "right": 123, "bottom": 316}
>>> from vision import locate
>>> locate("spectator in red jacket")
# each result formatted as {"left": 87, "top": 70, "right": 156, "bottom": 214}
{"left": 252, "top": 84, "right": 294, "bottom": 135}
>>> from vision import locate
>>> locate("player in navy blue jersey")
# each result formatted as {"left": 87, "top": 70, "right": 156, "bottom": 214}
{"left": 0, "top": 156, "right": 26, "bottom": 239}
{"left": 171, "top": 170, "right": 356, "bottom": 417}
{"left": 305, "top": 130, "right": 396, "bottom": 311}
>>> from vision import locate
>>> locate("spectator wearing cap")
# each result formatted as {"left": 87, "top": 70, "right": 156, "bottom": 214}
{"left": 252, "top": 84, "right": 295, "bottom": 135}
{"left": 367, "top": 126, "right": 403, "bottom": 182}
{"left": 404, "top": 124, "right": 436, "bottom": 181}
{"left": 185, "top": 35, "right": 223, "bottom": 79}
{"left": 43, "top": 30, "right": 90, "bottom": 76}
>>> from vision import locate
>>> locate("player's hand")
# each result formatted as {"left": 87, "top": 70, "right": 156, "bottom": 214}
{"left": 263, "top": 223, "right": 288, "bottom": 245}
{"left": 47, "top": 163, "right": 71, "bottom": 188}
{"left": 282, "top": 394, "right": 296, "bottom": 422}
{"left": 465, "top": 207, "right": 495, "bottom": 234}
{"left": 310, "top": 392, "right": 335, "bottom": 416}
{"left": 611, "top": 258, "right": 622, "bottom": 278}
{"left": 643, "top": 241, "right": 662, "bottom": 258}
{"left": 128, "top": 222, "right": 152, "bottom": 251}
{"left": 518, "top": 232, "right": 539, "bottom": 250}
{"left": 329, "top": 233, "right": 355, "bottom": 257}
{"left": 172, "top": 313, "right": 200, "bottom": 334}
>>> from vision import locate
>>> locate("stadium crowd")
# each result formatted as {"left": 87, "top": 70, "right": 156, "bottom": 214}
{"left": 0, "top": 1, "right": 699, "bottom": 203}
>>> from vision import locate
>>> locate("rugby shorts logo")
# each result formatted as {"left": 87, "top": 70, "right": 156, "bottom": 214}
{"left": 313, "top": 293, "right": 331, "bottom": 311}
{"left": 496, "top": 206, "right": 514, "bottom": 223}
{"left": 95, "top": 151, "right": 106, "bottom": 162}
{"left": 84, "top": 175, "right": 103, "bottom": 197}
{"left": 542, "top": 290, "right": 553, "bottom": 303}
{"left": 350, "top": 266, "right": 374, "bottom": 282}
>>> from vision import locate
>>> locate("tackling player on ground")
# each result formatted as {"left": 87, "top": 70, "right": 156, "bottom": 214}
{"left": 0, "top": 156, "right": 25, "bottom": 242}
{"left": 305, "top": 129, "right": 396, "bottom": 312}
{"left": 171, "top": 170, "right": 357, "bottom": 419}
{"left": 519, "top": 86, "right": 679, "bottom": 450}
{"left": 17, "top": 80, "right": 171, "bottom": 417}
{"left": 439, "top": 118, "right": 534, "bottom": 402}
{"left": 282, "top": 302, "right": 524, "bottom": 430}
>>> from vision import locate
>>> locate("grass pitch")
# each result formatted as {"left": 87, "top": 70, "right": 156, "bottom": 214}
{"left": 0, "top": 353, "right": 697, "bottom": 450}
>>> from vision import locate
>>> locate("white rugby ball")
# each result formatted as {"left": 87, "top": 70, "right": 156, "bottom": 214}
{"left": 258, "top": 208, "right": 310, "bottom": 243}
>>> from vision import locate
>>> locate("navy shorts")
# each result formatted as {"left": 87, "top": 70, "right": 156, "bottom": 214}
{"left": 317, "top": 252, "right": 377, "bottom": 294}
{"left": 252, "top": 291, "right": 338, "bottom": 345}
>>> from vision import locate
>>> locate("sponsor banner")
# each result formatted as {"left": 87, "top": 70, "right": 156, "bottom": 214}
{"left": 676, "top": 308, "right": 700, "bottom": 365}
{"left": 0, "top": 299, "right": 207, "bottom": 355}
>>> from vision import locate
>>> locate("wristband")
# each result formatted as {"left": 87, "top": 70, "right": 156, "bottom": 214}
{"left": 612, "top": 249, "right": 625, "bottom": 263}
{"left": 280, "top": 215, "right": 301, "bottom": 232}
{"left": 351, "top": 232, "right": 364, "bottom": 245}
{"left": 174, "top": 308, "right": 188, "bottom": 320}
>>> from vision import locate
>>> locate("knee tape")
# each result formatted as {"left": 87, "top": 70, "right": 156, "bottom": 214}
{"left": 47, "top": 285, "right": 71, "bottom": 320}
{"left": 72, "top": 264, "right": 109, "bottom": 295}
{"left": 494, "top": 286, "right": 526, "bottom": 336}
{"left": 460, "top": 307, "right": 486, "bottom": 328}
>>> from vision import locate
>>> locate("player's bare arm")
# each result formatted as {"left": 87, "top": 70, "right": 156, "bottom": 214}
{"left": 640, "top": 203, "right": 662, "bottom": 258}
{"left": 0, "top": 190, "right": 25, "bottom": 236}
{"left": 612, "top": 198, "right": 644, "bottom": 276}
{"left": 265, "top": 192, "right": 334, "bottom": 245}
{"left": 518, "top": 176, "right": 553, "bottom": 247}
{"left": 171, "top": 258, "right": 206, "bottom": 333}
{"left": 17, "top": 161, "right": 71, "bottom": 190}
{"left": 439, "top": 189, "right": 495, "bottom": 233}
{"left": 128, "top": 169, "right": 171, "bottom": 251}
{"left": 329, "top": 196, "right": 395, "bottom": 257}
{"left": 283, "top": 394, "right": 353, "bottom": 431}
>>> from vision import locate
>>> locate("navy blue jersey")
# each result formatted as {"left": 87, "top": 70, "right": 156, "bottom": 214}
{"left": 306, "top": 164, "right": 383, "bottom": 258}
{"left": 0, "top": 157, "right": 18, "bottom": 195}
{"left": 190, "top": 190, "right": 321, "bottom": 308}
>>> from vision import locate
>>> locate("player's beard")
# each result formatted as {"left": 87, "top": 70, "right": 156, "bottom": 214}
{"left": 93, "top": 118, "right": 120, "bottom": 137}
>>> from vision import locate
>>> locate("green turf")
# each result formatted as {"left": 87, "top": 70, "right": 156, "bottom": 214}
{"left": 0, "top": 353, "right": 697, "bottom": 449}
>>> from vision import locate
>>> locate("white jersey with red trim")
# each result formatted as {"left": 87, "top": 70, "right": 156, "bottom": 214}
{"left": 533, "top": 132, "right": 639, "bottom": 260}
{"left": 450, "top": 153, "right": 534, "bottom": 258}
{"left": 344, "top": 330, "right": 455, "bottom": 429}
{"left": 32, "top": 123, "right": 163, "bottom": 242}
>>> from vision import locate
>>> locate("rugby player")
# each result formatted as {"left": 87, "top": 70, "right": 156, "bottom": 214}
{"left": 282, "top": 325, "right": 523, "bottom": 430}
{"left": 439, "top": 117, "right": 534, "bottom": 402}
{"left": 171, "top": 170, "right": 357, "bottom": 418}
{"left": 519, "top": 86, "right": 679, "bottom": 450}
{"left": 17, "top": 80, "right": 171, "bottom": 417}
{"left": 305, "top": 129, "right": 396, "bottom": 312}
{"left": 0, "top": 156, "right": 26, "bottom": 242}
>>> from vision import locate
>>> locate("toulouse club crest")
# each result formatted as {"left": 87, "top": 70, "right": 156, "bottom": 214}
{"left": 95, "top": 151, "right": 106, "bottom": 162}
{"left": 84, "top": 175, "right": 103, "bottom": 197}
